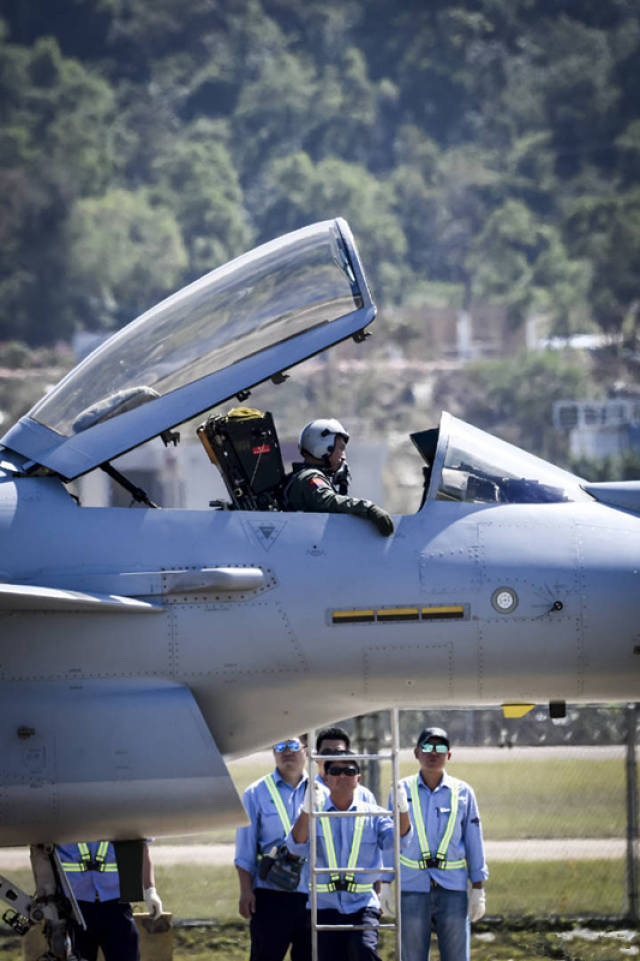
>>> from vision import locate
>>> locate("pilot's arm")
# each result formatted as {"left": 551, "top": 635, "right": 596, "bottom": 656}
{"left": 288, "top": 469, "right": 394, "bottom": 536}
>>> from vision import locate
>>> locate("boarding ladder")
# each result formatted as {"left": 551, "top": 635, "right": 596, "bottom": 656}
{"left": 307, "top": 707, "right": 403, "bottom": 961}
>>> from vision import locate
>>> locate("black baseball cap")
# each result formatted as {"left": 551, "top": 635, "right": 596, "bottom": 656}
{"left": 416, "top": 727, "right": 450, "bottom": 749}
{"left": 326, "top": 750, "right": 360, "bottom": 774}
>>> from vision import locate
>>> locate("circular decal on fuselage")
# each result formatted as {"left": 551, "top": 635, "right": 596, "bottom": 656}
{"left": 491, "top": 586, "right": 518, "bottom": 614}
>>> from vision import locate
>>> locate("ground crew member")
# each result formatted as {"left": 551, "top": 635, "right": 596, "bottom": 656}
{"left": 315, "top": 726, "right": 377, "bottom": 804}
{"left": 288, "top": 753, "right": 412, "bottom": 961}
{"left": 285, "top": 419, "right": 394, "bottom": 536}
{"left": 235, "top": 736, "right": 310, "bottom": 961}
{"left": 55, "top": 840, "right": 162, "bottom": 961}
{"left": 387, "top": 726, "right": 488, "bottom": 961}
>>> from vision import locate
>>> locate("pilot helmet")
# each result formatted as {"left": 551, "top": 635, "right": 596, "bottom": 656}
{"left": 299, "top": 419, "right": 349, "bottom": 462}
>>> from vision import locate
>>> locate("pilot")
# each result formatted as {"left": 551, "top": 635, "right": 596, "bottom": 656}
{"left": 55, "top": 839, "right": 162, "bottom": 961}
{"left": 287, "top": 753, "right": 411, "bottom": 961}
{"left": 235, "top": 736, "right": 310, "bottom": 961}
{"left": 388, "top": 726, "right": 488, "bottom": 961}
{"left": 284, "top": 419, "right": 394, "bottom": 536}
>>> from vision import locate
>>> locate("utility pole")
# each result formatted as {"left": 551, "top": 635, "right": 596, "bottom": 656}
{"left": 354, "top": 713, "right": 382, "bottom": 802}
{"left": 626, "top": 702, "right": 639, "bottom": 922}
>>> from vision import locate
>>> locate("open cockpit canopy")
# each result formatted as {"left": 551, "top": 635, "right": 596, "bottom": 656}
{"left": 1, "top": 219, "right": 374, "bottom": 480}
{"left": 413, "top": 412, "right": 592, "bottom": 505}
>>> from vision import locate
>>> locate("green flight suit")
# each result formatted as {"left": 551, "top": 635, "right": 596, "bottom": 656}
{"left": 285, "top": 464, "right": 394, "bottom": 536}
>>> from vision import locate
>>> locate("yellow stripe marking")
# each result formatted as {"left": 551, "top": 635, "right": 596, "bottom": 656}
{"left": 331, "top": 605, "right": 467, "bottom": 624}
{"left": 377, "top": 608, "right": 419, "bottom": 619}
{"left": 502, "top": 703, "right": 535, "bottom": 719}
{"left": 332, "top": 610, "right": 375, "bottom": 622}
{"left": 421, "top": 605, "right": 465, "bottom": 618}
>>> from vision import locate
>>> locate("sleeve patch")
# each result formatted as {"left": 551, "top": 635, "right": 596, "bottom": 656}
{"left": 308, "top": 477, "right": 329, "bottom": 489}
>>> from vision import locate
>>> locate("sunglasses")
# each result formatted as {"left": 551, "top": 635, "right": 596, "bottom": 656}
{"left": 327, "top": 765, "right": 359, "bottom": 777}
{"left": 274, "top": 739, "right": 303, "bottom": 753}
{"left": 420, "top": 742, "right": 448, "bottom": 754}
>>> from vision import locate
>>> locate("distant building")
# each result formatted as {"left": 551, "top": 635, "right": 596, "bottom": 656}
{"left": 553, "top": 398, "right": 640, "bottom": 458}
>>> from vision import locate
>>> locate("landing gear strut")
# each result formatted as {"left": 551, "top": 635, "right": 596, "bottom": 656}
{"left": 0, "top": 844, "right": 85, "bottom": 960}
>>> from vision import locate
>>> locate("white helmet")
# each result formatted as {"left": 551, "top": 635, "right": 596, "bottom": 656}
{"left": 299, "top": 419, "right": 350, "bottom": 462}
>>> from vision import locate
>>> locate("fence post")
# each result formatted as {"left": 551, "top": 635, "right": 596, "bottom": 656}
{"left": 625, "top": 702, "right": 639, "bottom": 922}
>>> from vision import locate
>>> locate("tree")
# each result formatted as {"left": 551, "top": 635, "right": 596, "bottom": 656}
{"left": 152, "top": 118, "right": 254, "bottom": 279}
{"left": 66, "top": 188, "right": 187, "bottom": 329}
{"left": 433, "top": 350, "right": 594, "bottom": 464}
{"left": 0, "top": 31, "right": 119, "bottom": 342}
{"left": 256, "top": 153, "right": 409, "bottom": 302}
{"left": 467, "top": 200, "right": 591, "bottom": 334}
{"left": 564, "top": 188, "right": 640, "bottom": 338}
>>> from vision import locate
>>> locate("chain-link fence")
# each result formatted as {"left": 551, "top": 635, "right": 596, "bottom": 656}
{"left": 351, "top": 703, "right": 639, "bottom": 920}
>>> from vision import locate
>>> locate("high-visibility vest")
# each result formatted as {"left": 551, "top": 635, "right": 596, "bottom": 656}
{"left": 317, "top": 799, "right": 374, "bottom": 894}
{"left": 257, "top": 773, "right": 300, "bottom": 860}
{"left": 59, "top": 842, "right": 118, "bottom": 874}
{"left": 264, "top": 774, "right": 294, "bottom": 835}
{"left": 400, "top": 775, "right": 467, "bottom": 871}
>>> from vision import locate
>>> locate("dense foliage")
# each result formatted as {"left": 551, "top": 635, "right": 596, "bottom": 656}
{"left": 1, "top": 0, "right": 639, "bottom": 346}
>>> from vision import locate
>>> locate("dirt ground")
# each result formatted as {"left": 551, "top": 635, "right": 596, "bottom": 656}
{"left": 2, "top": 919, "right": 639, "bottom": 961}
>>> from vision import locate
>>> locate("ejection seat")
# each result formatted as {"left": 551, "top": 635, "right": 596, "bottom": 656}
{"left": 197, "top": 407, "right": 287, "bottom": 511}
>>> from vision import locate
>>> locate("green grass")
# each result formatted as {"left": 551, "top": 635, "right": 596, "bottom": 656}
{"left": 455, "top": 759, "right": 627, "bottom": 840}
{"left": 154, "top": 865, "right": 239, "bottom": 920}
{"left": 151, "top": 859, "right": 627, "bottom": 921}
{"left": 1, "top": 859, "right": 627, "bottom": 925}
{"left": 4, "top": 921, "right": 636, "bottom": 961}
{"left": 484, "top": 859, "right": 626, "bottom": 916}
{"left": 159, "top": 754, "right": 629, "bottom": 845}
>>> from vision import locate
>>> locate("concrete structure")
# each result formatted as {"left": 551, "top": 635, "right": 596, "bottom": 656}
{"left": 553, "top": 398, "right": 640, "bottom": 459}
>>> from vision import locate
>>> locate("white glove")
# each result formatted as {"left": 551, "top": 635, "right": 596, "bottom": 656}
{"left": 396, "top": 782, "right": 409, "bottom": 814}
{"left": 301, "top": 782, "right": 312, "bottom": 814}
{"left": 379, "top": 882, "right": 396, "bottom": 916}
{"left": 469, "top": 887, "right": 486, "bottom": 922}
{"left": 143, "top": 886, "right": 163, "bottom": 919}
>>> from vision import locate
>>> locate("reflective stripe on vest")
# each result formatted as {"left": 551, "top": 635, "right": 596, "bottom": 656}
{"left": 264, "top": 774, "right": 293, "bottom": 835}
{"left": 400, "top": 775, "right": 467, "bottom": 871}
{"left": 256, "top": 774, "right": 296, "bottom": 860}
{"left": 317, "top": 799, "right": 373, "bottom": 894}
{"left": 59, "top": 841, "right": 118, "bottom": 873}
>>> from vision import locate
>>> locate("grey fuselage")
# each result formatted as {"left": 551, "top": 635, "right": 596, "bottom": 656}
{"left": 2, "top": 471, "right": 638, "bottom": 756}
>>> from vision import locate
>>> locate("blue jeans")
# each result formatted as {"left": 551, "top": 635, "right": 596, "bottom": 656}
{"left": 401, "top": 889, "right": 469, "bottom": 961}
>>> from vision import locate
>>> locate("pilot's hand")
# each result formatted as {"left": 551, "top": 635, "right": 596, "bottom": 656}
{"left": 368, "top": 505, "right": 394, "bottom": 536}
{"left": 239, "top": 889, "right": 256, "bottom": 919}
{"left": 379, "top": 882, "right": 395, "bottom": 916}
{"left": 469, "top": 887, "right": 486, "bottom": 922}
{"left": 143, "top": 886, "right": 163, "bottom": 919}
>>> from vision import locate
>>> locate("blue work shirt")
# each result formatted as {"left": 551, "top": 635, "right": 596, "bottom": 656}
{"left": 389, "top": 771, "right": 488, "bottom": 892}
{"left": 56, "top": 842, "right": 120, "bottom": 902}
{"left": 235, "top": 768, "right": 309, "bottom": 893}
{"left": 286, "top": 797, "right": 412, "bottom": 914}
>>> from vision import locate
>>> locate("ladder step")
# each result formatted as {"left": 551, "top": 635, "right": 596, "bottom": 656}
{"left": 311, "top": 752, "right": 394, "bottom": 762}
{"left": 315, "top": 923, "right": 397, "bottom": 931}
{"left": 311, "top": 808, "right": 391, "bottom": 819}
{"left": 313, "top": 866, "right": 395, "bottom": 875}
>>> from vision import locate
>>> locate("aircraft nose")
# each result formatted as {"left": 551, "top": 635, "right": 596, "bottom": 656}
{"left": 578, "top": 518, "right": 640, "bottom": 698}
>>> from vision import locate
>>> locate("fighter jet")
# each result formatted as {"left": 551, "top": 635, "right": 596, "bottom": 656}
{"left": 0, "top": 219, "right": 638, "bottom": 948}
